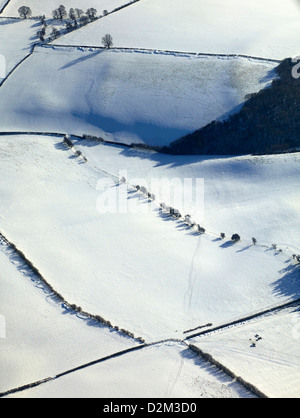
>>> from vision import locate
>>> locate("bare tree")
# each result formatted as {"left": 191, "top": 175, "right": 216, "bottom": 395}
{"left": 102, "top": 33, "right": 113, "bottom": 48}
{"left": 79, "top": 15, "right": 89, "bottom": 26}
{"left": 51, "top": 27, "right": 60, "bottom": 39}
{"left": 53, "top": 5, "right": 67, "bottom": 20}
{"left": 86, "top": 8, "right": 97, "bottom": 20}
{"left": 69, "top": 8, "right": 76, "bottom": 21}
{"left": 37, "top": 27, "right": 46, "bottom": 41}
{"left": 58, "top": 5, "right": 67, "bottom": 20}
{"left": 18, "top": 6, "right": 32, "bottom": 19}
{"left": 52, "top": 9, "right": 60, "bottom": 19}
{"left": 75, "top": 8, "right": 84, "bottom": 19}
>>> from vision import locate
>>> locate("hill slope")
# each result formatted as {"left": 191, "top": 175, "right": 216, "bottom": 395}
{"left": 0, "top": 46, "right": 277, "bottom": 146}
{"left": 166, "top": 59, "right": 300, "bottom": 155}
{"left": 0, "top": 134, "right": 299, "bottom": 342}
{"left": 53, "top": 0, "right": 300, "bottom": 60}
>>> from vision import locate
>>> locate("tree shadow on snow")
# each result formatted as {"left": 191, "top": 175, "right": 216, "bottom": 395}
{"left": 219, "top": 240, "right": 236, "bottom": 249}
{"left": 236, "top": 245, "right": 252, "bottom": 253}
{"left": 0, "top": 19, "right": 20, "bottom": 26}
{"left": 59, "top": 50, "right": 105, "bottom": 70}
{"left": 179, "top": 346, "right": 254, "bottom": 395}
{"left": 272, "top": 262, "right": 300, "bottom": 300}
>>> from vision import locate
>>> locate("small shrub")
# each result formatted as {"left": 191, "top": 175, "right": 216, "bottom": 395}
{"left": 231, "top": 234, "right": 241, "bottom": 242}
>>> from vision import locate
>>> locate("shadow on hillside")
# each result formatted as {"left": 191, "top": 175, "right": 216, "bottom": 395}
{"left": 54, "top": 141, "right": 68, "bottom": 151}
{"left": 59, "top": 50, "right": 105, "bottom": 70}
{"left": 179, "top": 346, "right": 250, "bottom": 394}
{"left": 219, "top": 240, "right": 236, "bottom": 249}
{"left": 118, "top": 146, "right": 234, "bottom": 168}
{"left": 272, "top": 262, "right": 300, "bottom": 300}
{"left": 236, "top": 245, "right": 252, "bottom": 253}
{"left": 259, "top": 68, "right": 278, "bottom": 84}
{"left": 73, "top": 137, "right": 235, "bottom": 168}
{"left": 0, "top": 19, "right": 20, "bottom": 26}
{"left": 30, "top": 21, "right": 42, "bottom": 28}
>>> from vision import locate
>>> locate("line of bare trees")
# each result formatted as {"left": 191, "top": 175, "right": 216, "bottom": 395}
{"left": 18, "top": 4, "right": 101, "bottom": 21}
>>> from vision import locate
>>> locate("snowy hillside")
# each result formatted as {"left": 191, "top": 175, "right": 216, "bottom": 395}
{"left": 74, "top": 141, "right": 300, "bottom": 252}
{"left": 6, "top": 342, "right": 255, "bottom": 398}
{"left": 53, "top": 0, "right": 300, "bottom": 60}
{"left": 0, "top": 133, "right": 299, "bottom": 398}
{"left": 0, "top": 240, "right": 135, "bottom": 394}
{"left": 190, "top": 307, "right": 300, "bottom": 398}
{"left": 0, "top": 46, "right": 277, "bottom": 146}
{"left": 0, "top": 19, "right": 37, "bottom": 81}
{"left": 0, "top": 135, "right": 298, "bottom": 341}
{"left": 0, "top": 0, "right": 299, "bottom": 400}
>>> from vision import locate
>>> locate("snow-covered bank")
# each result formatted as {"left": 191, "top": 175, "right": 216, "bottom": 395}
{"left": 74, "top": 140, "right": 300, "bottom": 253}
{"left": 5, "top": 342, "right": 256, "bottom": 398}
{"left": 0, "top": 19, "right": 37, "bottom": 82}
{"left": 0, "top": 134, "right": 298, "bottom": 344}
{"left": 53, "top": 0, "right": 300, "bottom": 60}
{"left": 0, "top": 238, "right": 135, "bottom": 394}
{"left": 190, "top": 307, "right": 300, "bottom": 398}
{"left": 0, "top": 46, "right": 277, "bottom": 146}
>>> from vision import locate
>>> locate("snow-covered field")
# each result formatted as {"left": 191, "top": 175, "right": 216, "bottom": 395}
{"left": 0, "top": 0, "right": 299, "bottom": 399}
{"left": 0, "top": 239, "right": 136, "bottom": 394}
{"left": 0, "top": 19, "right": 37, "bottom": 81}
{"left": 0, "top": 0, "right": 7, "bottom": 11}
{"left": 0, "top": 135, "right": 298, "bottom": 342}
{"left": 75, "top": 141, "right": 300, "bottom": 253}
{"left": 6, "top": 342, "right": 255, "bottom": 398}
{"left": 190, "top": 307, "right": 300, "bottom": 398}
{"left": 0, "top": 46, "right": 277, "bottom": 146}
{"left": 53, "top": 0, "right": 300, "bottom": 60}
{"left": 0, "top": 134, "right": 298, "bottom": 397}
{"left": 2, "top": 0, "right": 132, "bottom": 17}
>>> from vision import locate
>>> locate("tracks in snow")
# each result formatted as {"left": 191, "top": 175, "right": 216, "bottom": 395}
{"left": 0, "top": 37, "right": 296, "bottom": 396}
{"left": 0, "top": 338, "right": 262, "bottom": 399}
{"left": 0, "top": 224, "right": 298, "bottom": 399}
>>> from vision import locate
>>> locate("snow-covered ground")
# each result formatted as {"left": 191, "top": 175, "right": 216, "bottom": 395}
{"left": 190, "top": 307, "right": 300, "bottom": 398}
{"left": 0, "top": 46, "right": 277, "bottom": 146}
{"left": 0, "top": 135, "right": 298, "bottom": 346}
{"left": 0, "top": 0, "right": 8, "bottom": 11}
{"left": 53, "top": 0, "right": 300, "bottom": 60}
{"left": 75, "top": 141, "right": 300, "bottom": 253}
{"left": 2, "top": 0, "right": 132, "bottom": 17}
{"left": 0, "top": 0, "right": 299, "bottom": 399}
{"left": 0, "top": 239, "right": 136, "bottom": 394}
{"left": 0, "top": 19, "right": 37, "bottom": 82}
{"left": 6, "top": 342, "right": 255, "bottom": 398}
